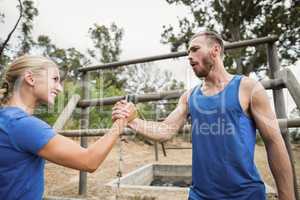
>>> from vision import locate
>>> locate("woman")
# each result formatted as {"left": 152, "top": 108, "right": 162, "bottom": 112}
{"left": 0, "top": 55, "right": 135, "bottom": 200}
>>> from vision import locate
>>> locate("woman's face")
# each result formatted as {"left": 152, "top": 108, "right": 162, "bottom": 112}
{"left": 32, "top": 67, "right": 63, "bottom": 105}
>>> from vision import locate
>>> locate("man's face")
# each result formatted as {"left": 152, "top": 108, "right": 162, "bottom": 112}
{"left": 187, "top": 36, "right": 214, "bottom": 78}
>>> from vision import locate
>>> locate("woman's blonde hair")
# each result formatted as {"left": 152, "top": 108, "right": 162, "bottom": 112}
{"left": 0, "top": 55, "right": 58, "bottom": 106}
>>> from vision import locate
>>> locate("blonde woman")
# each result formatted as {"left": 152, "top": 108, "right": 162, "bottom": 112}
{"left": 0, "top": 55, "right": 136, "bottom": 200}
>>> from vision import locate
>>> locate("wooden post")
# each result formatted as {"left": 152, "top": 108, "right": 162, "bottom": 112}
{"left": 161, "top": 143, "right": 167, "bottom": 157}
{"left": 154, "top": 103, "right": 159, "bottom": 161}
{"left": 79, "top": 72, "right": 89, "bottom": 196}
{"left": 279, "top": 68, "right": 300, "bottom": 110}
{"left": 154, "top": 142, "right": 159, "bottom": 161}
{"left": 267, "top": 42, "right": 299, "bottom": 200}
{"left": 53, "top": 94, "right": 81, "bottom": 131}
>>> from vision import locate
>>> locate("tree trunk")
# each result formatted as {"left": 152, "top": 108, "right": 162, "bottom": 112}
{"left": 231, "top": 26, "right": 243, "bottom": 75}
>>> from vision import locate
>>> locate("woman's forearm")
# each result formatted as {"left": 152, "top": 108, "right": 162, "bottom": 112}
{"left": 86, "top": 119, "right": 126, "bottom": 172}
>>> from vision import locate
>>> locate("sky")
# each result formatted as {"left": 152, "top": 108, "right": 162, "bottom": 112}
{"left": 1, "top": 0, "right": 189, "bottom": 57}
{"left": 1, "top": 0, "right": 300, "bottom": 113}
{"left": 1, "top": 0, "right": 199, "bottom": 87}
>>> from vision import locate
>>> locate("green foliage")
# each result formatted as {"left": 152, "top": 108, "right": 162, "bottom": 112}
{"left": 161, "top": 0, "right": 300, "bottom": 75}
{"left": 1, "top": 1, "right": 126, "bottom": 129}
{"left": 35, "top": 80, "right": 81, "bottom": 127}
{"left": 88, "top": 23, "right": 123, "bottom": 63}
{"left": 87, "top": 23, "right": 126, "bottom": 128}
{"left": 89, "top": 76, "right": 125, "bottom": 128}
{"left": 121, "top": 63, "right": 185, "bottom": 121}
{"left": 0, "top": 54, "right": 11, "bottom": 75}
{"left": 1, "top": 1, "right": 186, "bottom": 131}
{"left": 0, "top": 12, "right": 4, "bottom": 23}
{"left": 36, "top": 35, "right": 91, "bottom": 82}
{"left": 0, "top": 1, "right": 19, "bottom": 74}
{"left": 289, "top": 107, "right": 300, "bottom": 143}
{"left": 33, "top": 35, "right": 91, "bottom": 125}
{"left": 122, "top": 63, "right": 183, "bottom": 94}
{"left": 88, "top": 23, "right": 125, "bottom": 89}
{"left": 17, "top": 0, "right": 38, "bottom": 55}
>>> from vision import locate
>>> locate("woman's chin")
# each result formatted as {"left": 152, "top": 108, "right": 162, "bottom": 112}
{"left": 40, "top": 98, "right": 55, "bottom": 106}
{"left": 47, "top": 100, "right": 55, "bottom": 105}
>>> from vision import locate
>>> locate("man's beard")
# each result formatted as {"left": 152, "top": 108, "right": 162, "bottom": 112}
{"left": 194, "top": 55, "right": 214, "bottom": 78}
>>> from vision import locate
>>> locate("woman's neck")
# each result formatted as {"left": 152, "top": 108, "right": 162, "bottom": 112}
{"left": 6, "top": 94, "right": 36, "bottom": 115}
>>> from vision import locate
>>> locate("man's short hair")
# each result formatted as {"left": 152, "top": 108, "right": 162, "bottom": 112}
{"left": 190, "top": 30, "right": 224, "bottom": 58}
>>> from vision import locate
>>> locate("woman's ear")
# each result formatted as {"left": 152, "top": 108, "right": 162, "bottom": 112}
{"left": 23, "top": 70, "right": 35, "bottom": 87}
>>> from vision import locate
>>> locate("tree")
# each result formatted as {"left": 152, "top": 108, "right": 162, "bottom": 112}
{"left": 122, "top": 62, "right": 184, "bottom": 95}
{"left": 0, "top": 1, "right": 127, "bottom": 129}
{"left": 17, "top": 0, "right": 38, "bottom": 55}
{"left": 0, "top": 0, "right": 22, "bottom": 73}
{"left": 88, "top": 23, "right": 123, "bottom": 64}
{"left": 33, "top": 35, "right": 91, "bottom": 126}
{"left": 161, "top": 0, "right": 300, "bottom": 76}
{"left": 88, "top": 23, "right": 125, "bottom": 88}
{"left": 0, "top": 0, "right": 39, "bottom": 73}
{"left": 121, "top": 63, "right": 185, "bottom": 120}
{"left": 289, "top": 107, "right": 300, "bottom": 143}
{"left": 36, "top": 35, "right": 90, "bottom": 82}
{"left": 87, "top": 23, "right": 126, "bottom": 128}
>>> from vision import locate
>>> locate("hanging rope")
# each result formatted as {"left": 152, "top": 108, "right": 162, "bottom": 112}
{"left": 115, "top": 94, "right": 137, "bottom": 200}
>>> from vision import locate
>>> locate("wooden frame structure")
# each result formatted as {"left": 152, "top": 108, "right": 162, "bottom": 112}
{"left": 51, "top": 35, "right": 300, "bottom": 199}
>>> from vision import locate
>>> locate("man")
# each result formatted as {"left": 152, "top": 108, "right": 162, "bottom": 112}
{"left": 112, "top": 31, "right": 295, "bottom": 200}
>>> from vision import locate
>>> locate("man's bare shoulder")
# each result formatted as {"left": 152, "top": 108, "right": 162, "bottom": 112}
{"left": 240, "top": 76, "right": 265, "bottom": 94}
{"left": 179, "top": 88, "right": 197, "bottom": 104}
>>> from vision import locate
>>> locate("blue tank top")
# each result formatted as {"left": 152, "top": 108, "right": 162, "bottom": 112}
{"left": 188, "top": 75, "right": 266, "bottom": 200}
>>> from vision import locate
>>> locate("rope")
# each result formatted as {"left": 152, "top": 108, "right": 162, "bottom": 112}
{"left": 115, "top": 95, "right": 137, "bottom": 200}
{"left": 114, "top": 94, "right": 148, "bottom": 199}
{"left": 115, "top": 134, "right": 123, "bottom": 200}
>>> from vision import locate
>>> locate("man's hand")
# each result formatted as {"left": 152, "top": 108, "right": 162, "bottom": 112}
{"left": 112, "top": 100, "right": 138, "bottom": 123}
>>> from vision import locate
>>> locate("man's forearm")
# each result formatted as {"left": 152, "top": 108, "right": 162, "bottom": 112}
{"left": 128, "top": 118, "right": 178, "bottom": 142}
{"left": 266, "top": 139, "right": 295, "bottom": 200}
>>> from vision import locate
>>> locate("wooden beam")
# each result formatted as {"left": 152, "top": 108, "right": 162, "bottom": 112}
{"left": 77, "top": 90, "right": 184, "bottom": 107}
{"left": 78, "top": 36, "right": 278, "bottom": 72}
{"left": 77, "top": 79, "right": 284, "bottom": 108}
{"left": 53, "top": 95, "right": 81, "bottom": 131}
{"left": 59, "top": 118, "right": 300, "bottom": 137}
{"left": 260, "top": 78, "right": 285, "bottom": 90}
{"left": 59, "top": 128, "right": 136, "bottom": 137}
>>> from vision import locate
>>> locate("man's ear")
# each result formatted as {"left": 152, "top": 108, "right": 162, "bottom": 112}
{"left": 23, "top": 70, "right": 35, "bottom": 87}
{"left": 211, "top": 44, "right": 220, "bottom": 58}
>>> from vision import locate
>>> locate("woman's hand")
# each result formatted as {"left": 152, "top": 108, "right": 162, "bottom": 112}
{"left": 112, "top": 100, "right": 138, "bottom": 123}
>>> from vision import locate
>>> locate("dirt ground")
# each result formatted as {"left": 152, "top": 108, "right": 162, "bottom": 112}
{"left": 44, "top": 136, "right": 300, "bottom": 200}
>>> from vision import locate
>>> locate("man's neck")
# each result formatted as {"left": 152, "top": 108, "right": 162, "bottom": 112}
{"left": 204, "top": 63, "right": 232, "bottom": 89}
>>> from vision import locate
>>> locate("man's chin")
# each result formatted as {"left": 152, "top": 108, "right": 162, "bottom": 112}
{"left": 194, "top": 71, "right": 208, "bottom": 78}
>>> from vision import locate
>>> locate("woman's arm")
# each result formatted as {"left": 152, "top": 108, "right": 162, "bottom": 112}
{"left": 38, "top": 103, "right": 136, "bottom": 173}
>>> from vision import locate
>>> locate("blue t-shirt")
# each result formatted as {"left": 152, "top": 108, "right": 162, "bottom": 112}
{"left": 0, "top": 107, "right": 55, "bottom": 200}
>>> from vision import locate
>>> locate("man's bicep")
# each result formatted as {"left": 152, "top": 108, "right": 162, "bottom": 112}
{"left": 164, "top": 94, "right": 189, "bottom": 129}
{"left": 250, "top": 83, "right": 281, "bottom": 142}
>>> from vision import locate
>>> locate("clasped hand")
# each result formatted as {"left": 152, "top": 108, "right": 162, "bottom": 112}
{"left": 112, "top": 100, "right": 137, "bottom": 123}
